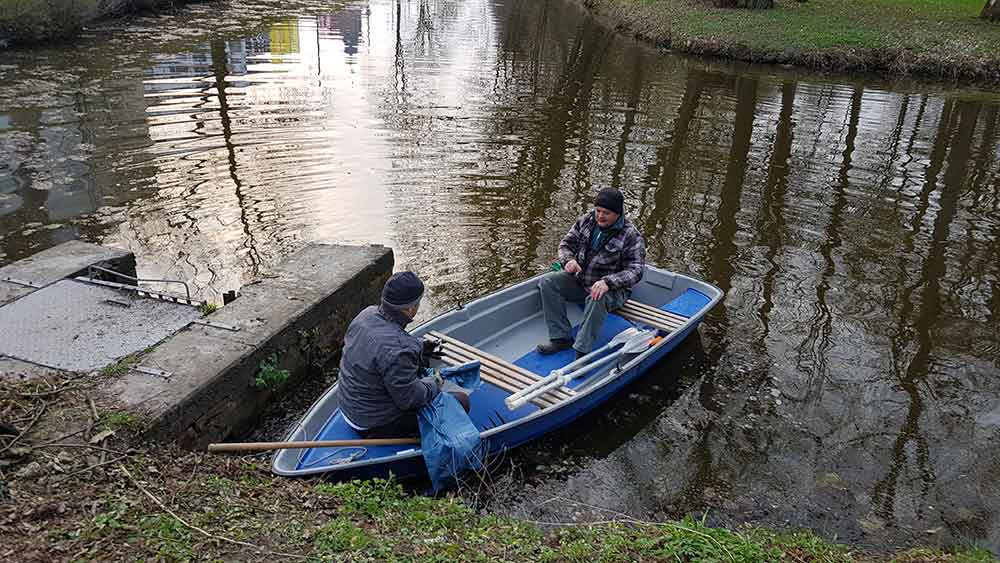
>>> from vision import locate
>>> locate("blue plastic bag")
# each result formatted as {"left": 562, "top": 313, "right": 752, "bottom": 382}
{"left": 420, "top": 360, "right": 482, "bottom": 392}
{"left": 439, "top": 360, "right": 482, "bottom": 392}
{"left": 418, "top": 362, "right": 483, "bottom": 492}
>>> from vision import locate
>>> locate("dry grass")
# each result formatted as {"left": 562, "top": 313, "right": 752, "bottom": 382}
{"left": 1, "top": 372, "right": 996, "bottom": 561}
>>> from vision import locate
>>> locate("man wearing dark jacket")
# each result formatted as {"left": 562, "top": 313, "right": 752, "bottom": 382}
{"left": 537, "top": 188, "right": 646, "bottom": 359}
{"left": 338, "top": 271, "right": 462, "bottom": 439}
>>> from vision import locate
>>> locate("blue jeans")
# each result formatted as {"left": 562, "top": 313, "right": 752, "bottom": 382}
{"left": 538, "top": 271, "right": 629, "bottom": 354}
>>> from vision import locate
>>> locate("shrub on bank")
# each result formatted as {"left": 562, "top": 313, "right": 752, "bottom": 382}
{"left": 1, "top": 0, "right": 95, "bottom": 44}
{"left": 0, "top": 0, "right": 177, "bottom": 46}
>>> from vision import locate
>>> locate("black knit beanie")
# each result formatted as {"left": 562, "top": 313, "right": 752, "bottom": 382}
{"left": 594, "top": 188, "right": 624, "bottom": 215}
{"left": 382, "top": 271, "right": 425, "bottom": 307}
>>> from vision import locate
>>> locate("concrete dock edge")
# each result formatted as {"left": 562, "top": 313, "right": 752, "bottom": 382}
{"left": 102, "top": 243, "right": 394, "bottom": 449}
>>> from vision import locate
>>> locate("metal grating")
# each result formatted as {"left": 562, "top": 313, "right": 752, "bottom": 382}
{"left": 0, "top": 279, "right": 201, "bottom": 372}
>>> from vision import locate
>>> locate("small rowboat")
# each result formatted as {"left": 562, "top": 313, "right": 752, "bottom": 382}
{"left": 271, "top": 265, "right": 723, "bottom": 479}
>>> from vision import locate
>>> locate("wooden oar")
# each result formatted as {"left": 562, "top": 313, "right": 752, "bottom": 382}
{"left": 207, "top": 437, "right": 419, "bottom": 453}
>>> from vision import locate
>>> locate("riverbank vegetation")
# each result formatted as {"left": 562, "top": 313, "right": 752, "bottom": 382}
{"left": 0, "top": 0, "right": 180, "bottom": 46}
{"left": 2, "top": 372, "right": 996, "bottom": 561}
{"left": 582, "top": 0, "right": 1000, "bottom": 83}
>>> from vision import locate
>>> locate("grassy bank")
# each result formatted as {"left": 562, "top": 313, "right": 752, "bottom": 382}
{"left": 1, "top": 372, "right": 996, "bottom": 561}
{"left": 582, "top": 0, "right": 1000, "bottom": 83}
{"left": 0, "top": 0, "right": 181, "bottom": 46}
{"left": 3, "top": 455, "right": 995, "bottom": 563}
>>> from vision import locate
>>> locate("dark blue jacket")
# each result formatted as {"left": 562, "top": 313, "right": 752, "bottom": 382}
{"left": 338, "top": 305, "right": 439, "bottom": 429}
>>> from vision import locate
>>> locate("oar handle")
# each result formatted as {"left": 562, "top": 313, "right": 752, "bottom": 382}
{"left": 207, "top": 438, "right": 420, "bottom": 452}
{"left": 561, "top": 348, "right": 624, "bottom": 381}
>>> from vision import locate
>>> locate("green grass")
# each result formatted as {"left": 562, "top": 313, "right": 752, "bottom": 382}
{"left": 198, "top": 302, "right": 219, "bottom": 315}
{"left": 253, "top": 352, "right": 290, "bottom": 390}
{"left": 311, "top": 479, "right": 852, "bottom": 562}
{"left": 99, "top": 354, "right": 139, "bottom": 378}
{"left": 8, "top": 442, "right": 996, "bottom": 563}
{"left": 139, "top": 514, "right": 195, "bottom": 561}
{"left": 99, "top": 409, "right": 141, "bottom": 431}
{"left": 597, "top": 0, "right": 1000, "bottom": 81}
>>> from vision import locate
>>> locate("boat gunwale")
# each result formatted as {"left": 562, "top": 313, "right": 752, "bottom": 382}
{"left": 271, "top": 265, "right": 723, "bottom": 477}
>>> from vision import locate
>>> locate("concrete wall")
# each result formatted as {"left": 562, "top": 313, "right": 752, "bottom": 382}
{"left": 103, "top": 244, "right": 394, "bottom": 449}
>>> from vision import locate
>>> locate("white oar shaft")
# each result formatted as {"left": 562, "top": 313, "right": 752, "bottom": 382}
{"left": 505, "top": 339, "right": 628, "bottom": 408}
{"left": 508, "top": 351, "right": 623, "bottom": 410}
{"left": 507, "top": 331, "right": 656, "bottom": 411}
{"left": 560, "top": 349, "right": 623, "bottom": 380}
{"left": 554, "top": 341, "right": 615, "bottom": 375}
{"left": 504, "top": 373, "right": 558, "bottom": 408}
{"left": 507, "top": 375, "right": 568, "bottom": 411}
{"left": 506, "top": 342, "right": 614, "bottom": 406}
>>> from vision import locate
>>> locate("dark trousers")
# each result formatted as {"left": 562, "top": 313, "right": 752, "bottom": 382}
{"left": 539, "top": 271, "right": 629, "bottom": 354}
{"left": 360, "top": 410, "right": 420, "bottom": 439}
{"left": 359, "top": 392, "right": 470, "bottom": 439}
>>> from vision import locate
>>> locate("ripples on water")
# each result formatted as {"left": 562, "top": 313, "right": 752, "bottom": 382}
{"left": 1, "top": 0, "right": 999, "bottom": 553}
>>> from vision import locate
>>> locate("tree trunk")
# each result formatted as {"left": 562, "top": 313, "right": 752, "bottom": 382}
{"left": 984, "top": 0, "right": 1000, "bottom": 20}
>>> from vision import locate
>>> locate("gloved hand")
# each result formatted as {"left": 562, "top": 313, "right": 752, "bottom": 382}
{"left": 422, "top": 338, "right": 443, "bottom": 358}
{"left": 420, "top": 338, "right": 443, "bottom": 368}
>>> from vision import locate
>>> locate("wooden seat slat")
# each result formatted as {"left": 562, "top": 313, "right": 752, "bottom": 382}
{"left": 616, "top": 300, "right": 687, "bottom": 332}
{"left": 437, "top": 353, "right": 559, "bottom": 409}
{"left": 623, "top": 299, "right": 688, "bottom": 324}
{"left": 427, "top": 331, "right": 572, "bottom": 409}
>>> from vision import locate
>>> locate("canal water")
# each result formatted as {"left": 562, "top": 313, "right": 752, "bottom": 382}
{"left": 2, "top": 0, "right": 999, "bottom": 553}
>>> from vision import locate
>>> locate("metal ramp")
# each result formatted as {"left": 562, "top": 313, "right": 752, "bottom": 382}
{"left": 0, "top": 278, "right": 202, "bottom": 372}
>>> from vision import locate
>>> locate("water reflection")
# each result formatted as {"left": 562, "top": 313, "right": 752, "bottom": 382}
{"left": 1, "top": 0, "right": 999, "bottom": 552}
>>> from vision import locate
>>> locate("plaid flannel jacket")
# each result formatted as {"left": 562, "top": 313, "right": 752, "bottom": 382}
{"left": 557, "top": 212, "right": 646, "bottom": 291}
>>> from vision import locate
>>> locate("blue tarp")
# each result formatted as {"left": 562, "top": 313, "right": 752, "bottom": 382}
{"left": 418, "top": 361, "right": 484, "bottom": 492}
{"left": 438, "top": 360, "right": 483, "bottom": 392}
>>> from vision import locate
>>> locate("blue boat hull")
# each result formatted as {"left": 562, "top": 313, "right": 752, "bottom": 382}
{"left": 324, "top": 321, "right": 698, "bottom": 482}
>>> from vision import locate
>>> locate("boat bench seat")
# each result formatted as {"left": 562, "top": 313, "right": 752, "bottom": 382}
{"left": 427, "top": 331, "right": 574, "bottom": 410}
{"left": 614, "top": 299, "right": 687, "bottom": 333}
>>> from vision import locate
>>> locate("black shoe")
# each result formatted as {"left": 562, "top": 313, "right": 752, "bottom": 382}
{"left": 575, "top": 350, "right": 587, "bottom": 361}
{"left": 537, "top": 338, "right": 573, "bottom": 355}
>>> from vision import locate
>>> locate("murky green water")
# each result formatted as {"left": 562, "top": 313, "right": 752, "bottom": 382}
{"left": 2, "top": 0, "right": 999, "bottom": 553}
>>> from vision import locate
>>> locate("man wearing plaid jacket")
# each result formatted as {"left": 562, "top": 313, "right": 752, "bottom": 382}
{"left": 537, "top": 188, "right": 647, "bottom": 359}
